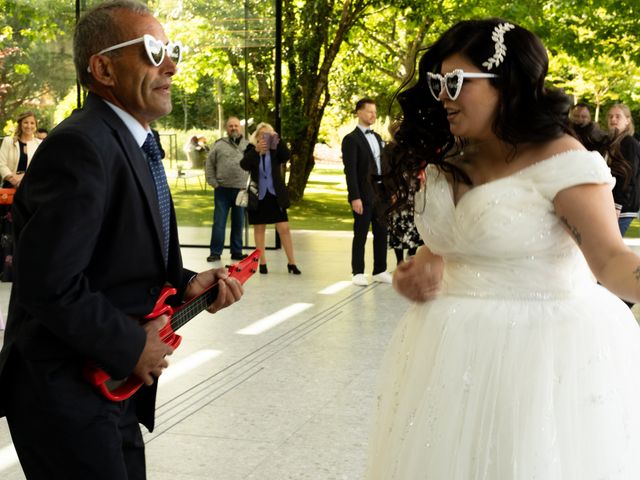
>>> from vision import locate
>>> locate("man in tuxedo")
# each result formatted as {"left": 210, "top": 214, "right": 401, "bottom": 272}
{"left": 0, "top": 1, "right": 243, "bottom": 479}
{"left": 342, "top": 98, "right": 391, "bottom": 286}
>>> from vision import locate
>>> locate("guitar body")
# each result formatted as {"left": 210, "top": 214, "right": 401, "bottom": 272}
{"left": 84, "top": 250, "right": 260, "bottom": 401}
{"left": 149, "top": 287, "right": 182, "bottom": 350}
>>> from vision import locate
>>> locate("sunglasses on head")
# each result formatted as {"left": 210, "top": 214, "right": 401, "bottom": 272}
{"left": 95, "top": 34, "right": 182, "bottom": 67}
{"left": 427, "top": 69, "right": 497, "bottom": 101}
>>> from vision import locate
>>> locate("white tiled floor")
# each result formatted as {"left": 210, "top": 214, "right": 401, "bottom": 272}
{"left": 0, "top": 228, "right": 407, "bottom": 480}
{"left": 4, "top": 228, "right": 639, "bottom": 479}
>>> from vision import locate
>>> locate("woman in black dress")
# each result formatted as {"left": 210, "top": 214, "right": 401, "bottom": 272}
{"left": 240, "top": 122, "right": 301, "bottom": 274}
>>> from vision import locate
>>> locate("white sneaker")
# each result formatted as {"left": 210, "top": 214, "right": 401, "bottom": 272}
{"left": 352, "top": 273, "right": 369, "bottom": 286}
{"left": 372, "top": 271, "right": 392, "bottom": 284}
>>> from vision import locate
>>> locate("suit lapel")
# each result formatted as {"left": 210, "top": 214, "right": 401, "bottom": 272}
{"left": 354, "top": 127, "right": 378, "bottom": 172}
{"left": 87, "top": 95, "right": 166, "bottom": 261}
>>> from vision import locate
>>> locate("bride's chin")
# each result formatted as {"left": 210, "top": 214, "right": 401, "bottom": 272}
{"left": 449, "top": 125, "right": 464, "bottom": 137}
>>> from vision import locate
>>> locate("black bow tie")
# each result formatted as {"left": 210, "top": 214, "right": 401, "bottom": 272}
{"left": 365, "top": 129, "right": 374, "bottom": 134}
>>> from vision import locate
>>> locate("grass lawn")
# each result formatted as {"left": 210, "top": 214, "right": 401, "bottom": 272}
{"left": 626, "top": 219, "right": 640, "bottom": 238}
{"left": 170, "top": 166, "right": 354, "bottom": 231}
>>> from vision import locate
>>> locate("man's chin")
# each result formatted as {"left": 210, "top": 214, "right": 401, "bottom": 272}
{"left": 150, "top": 103, "right": 172, "bottom": 122}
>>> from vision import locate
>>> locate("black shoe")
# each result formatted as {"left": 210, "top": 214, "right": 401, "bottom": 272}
{"left": 259, "top": 264, "right": 268, "bottom": 274}
{"left": 207, "top": 254, "right": 221, "bottom": 262}
{"left": 230, "top": 253, "right": 248, "bottom": 261}
{"left": 287, "top": 264, "right": 301, "bottom": 275}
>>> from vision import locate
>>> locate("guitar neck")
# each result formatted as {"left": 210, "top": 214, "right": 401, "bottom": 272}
{"left": 167, "top": 250, "right": 260, "bottom": 332}
{"left": 170, "top": 284, "right": 220, "bottom": 332}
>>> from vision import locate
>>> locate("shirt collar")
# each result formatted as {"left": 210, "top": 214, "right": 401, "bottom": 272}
{"left": 103, "top": 100, "right": 150, "bottom": 147}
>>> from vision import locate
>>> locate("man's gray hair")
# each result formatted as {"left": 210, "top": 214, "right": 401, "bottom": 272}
{"left": 74, "top": 0, "right": 151, "bottom": 88}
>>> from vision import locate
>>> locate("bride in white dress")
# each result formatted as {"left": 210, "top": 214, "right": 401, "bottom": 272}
{"left": 366, "top": 19, "right": 640, "bottom": 479}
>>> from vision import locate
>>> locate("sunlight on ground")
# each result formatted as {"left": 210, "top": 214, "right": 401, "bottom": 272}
{"left": 236, "top": 303, "right": 314, "bottom": 335}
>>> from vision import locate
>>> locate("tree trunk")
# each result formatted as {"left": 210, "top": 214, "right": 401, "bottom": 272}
{"left": 284, "top": 0, "right": 366, "bottom": 202}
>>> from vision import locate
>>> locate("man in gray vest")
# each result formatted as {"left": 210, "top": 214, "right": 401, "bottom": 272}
{"left": 205, "top": 116, "right": 250, "bottom": 262}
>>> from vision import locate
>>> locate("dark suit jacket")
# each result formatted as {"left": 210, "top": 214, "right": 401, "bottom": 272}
{"left": 0, "top": 92, "right": 193, "bottom": 431}
{"left": 240, "top": 141, "right": 291, "bottom": 209}
{"left": 342, "top": 127, "right": 383, "bottom": 205}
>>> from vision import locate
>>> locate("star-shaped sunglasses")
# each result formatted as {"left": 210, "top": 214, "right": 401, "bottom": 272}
{"left": 427, "top": 69, "right": 497, "bottom": 101}
{"left": 95, "top": 34, "right": 182, "bottom": 67}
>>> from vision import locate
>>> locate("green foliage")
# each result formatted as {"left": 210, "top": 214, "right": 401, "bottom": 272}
{"left": 0, "top": 0, "right": 75, "bottom": 124}
{"left": 154, "top": 0, "right": 277, "bottom": 129}
{"left": 1, "top": 0, "right": 638, "bottom": 204}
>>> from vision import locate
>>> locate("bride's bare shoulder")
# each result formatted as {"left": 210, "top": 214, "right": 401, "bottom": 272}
{"left": 533, "top": 135, "right": 586, "bottom": 162}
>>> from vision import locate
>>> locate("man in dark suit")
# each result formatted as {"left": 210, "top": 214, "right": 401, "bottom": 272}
{"left": 342, "top": 98, "right": 391, "bottom": 286}
{"left": 0, "top": 2, "right": 243, "bottom": 479}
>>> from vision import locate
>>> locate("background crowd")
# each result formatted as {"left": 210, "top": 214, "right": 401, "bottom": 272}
{"left": 0, "top": 97, "right": 638, "bottom": 288}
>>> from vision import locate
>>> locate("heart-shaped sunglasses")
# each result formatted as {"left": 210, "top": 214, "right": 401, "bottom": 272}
{"left": 95, "top": 34, "right": 182, "bottom": 67}
{"left": 427, "top": 69, "right": 497, "bottom": 101}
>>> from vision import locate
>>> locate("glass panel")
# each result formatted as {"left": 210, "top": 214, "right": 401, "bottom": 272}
{"left": 0, "top": 0, "right": 78, "bottom": 135}
{"left": 0, "top": 0, "right": 278, "bottom": 246}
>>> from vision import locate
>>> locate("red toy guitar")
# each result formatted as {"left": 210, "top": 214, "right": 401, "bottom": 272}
{"left": 84, "top": 250, "right": 260, "bottom": 401}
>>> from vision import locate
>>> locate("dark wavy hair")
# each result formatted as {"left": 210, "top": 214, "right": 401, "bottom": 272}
{"left": 381, "top": 18, "right": 572, "bottom": 214}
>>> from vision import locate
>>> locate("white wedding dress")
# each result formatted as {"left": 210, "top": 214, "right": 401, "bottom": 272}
{"left": 366, "top": 151, "right": 640, "bottom": 479}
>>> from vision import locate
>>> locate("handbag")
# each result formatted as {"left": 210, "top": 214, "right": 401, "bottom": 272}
{"left": 235, "top": 175, "right": 256, "bottom": 208}
{"left": 0, "top": 188, "right": 16, "bottom": 205}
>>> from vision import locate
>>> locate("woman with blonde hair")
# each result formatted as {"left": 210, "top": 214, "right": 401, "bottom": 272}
{"left": 605, "top": 103, "right": 640, "bottom": 236}
{"left": 0, "top": 110, "right": 42, "bottom": 187}
{"left": 240, "top": 122, "right": 301, "bottom": 274}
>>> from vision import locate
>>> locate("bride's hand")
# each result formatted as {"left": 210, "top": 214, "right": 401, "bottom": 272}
{"left": 393, "top": 247, "right": 444, "bottom": 302}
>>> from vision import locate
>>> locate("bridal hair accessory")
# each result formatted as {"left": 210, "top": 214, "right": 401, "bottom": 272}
{"left": 482, "top": 22, "right": 515, "bottom": 71}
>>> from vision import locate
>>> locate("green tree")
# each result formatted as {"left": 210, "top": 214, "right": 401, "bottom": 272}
{"left": 154, "top": 0, "right": 276, "bottom": 131}
{"left": 283, "top": 0, "right": 375, "bottom": 201}
{"left": 0, "top": 0, "right": 75, "bottom": 128}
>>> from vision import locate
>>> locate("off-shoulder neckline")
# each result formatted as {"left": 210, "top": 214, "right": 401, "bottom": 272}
{"left": 428, "top": 149, "right": 600, "bottom": 180}
{"left": 426, "top": 149, "right": 604, "bottom": 208}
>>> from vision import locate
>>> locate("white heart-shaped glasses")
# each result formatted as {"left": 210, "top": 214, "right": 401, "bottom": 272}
{"left": 427, "top": 69, "right": 497, "bottom": 101}
{"left": 95, "top": 34, "right": 182, "bottom": 67}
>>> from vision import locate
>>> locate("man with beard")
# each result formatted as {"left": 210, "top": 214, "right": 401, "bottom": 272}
{"left": 205, "top": 116, "right": 250, "bottom": 262}
{"left": 570, "top": 103, "right": 607, "bottom": 153}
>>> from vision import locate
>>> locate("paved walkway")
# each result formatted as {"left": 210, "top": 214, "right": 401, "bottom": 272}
{"left": 0, "top": 228, "right": 406, "bottom": 480}
{"left": 2, "top": 228, "right": 640, "bottom": 479}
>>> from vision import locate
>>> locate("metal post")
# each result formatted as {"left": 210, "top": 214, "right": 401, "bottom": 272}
{"left": 274, "top": 0, "right": 282, "bottom": 250}
{"left": 274, "top": 0, "right": 282, "bottom": 134}
{"left": 75, "top": 0, "right": 83, "bottom": 109}
{"left": 243, "top": 0, "right": 249, "bottom": 133}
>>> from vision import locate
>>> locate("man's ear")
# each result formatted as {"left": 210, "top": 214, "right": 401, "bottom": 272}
{"left": 88, "top": 55, "right": 116, "bottom": 87}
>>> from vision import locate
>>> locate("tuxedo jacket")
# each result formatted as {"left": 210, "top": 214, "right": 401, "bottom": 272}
{"left": 0, "top": 92, "right": 193, "bottom": 430}
{"left": 341, "top": 127, "right": 384, "bottom": 205}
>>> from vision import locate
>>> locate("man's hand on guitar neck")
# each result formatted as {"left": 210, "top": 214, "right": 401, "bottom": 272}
{"left": 185, "top": 268, "right": 244, "bottom": 314}
{"left": 133, "top": 315, "right": 174, "bottom": 386}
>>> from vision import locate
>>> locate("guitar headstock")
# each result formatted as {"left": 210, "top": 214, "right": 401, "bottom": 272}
{"left": 227, "top": 249, "right": 261, "bottom": 284}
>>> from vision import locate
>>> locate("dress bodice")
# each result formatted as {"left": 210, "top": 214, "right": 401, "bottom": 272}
{"left": 415, "top": 150, "right": 614, "bottom": 299}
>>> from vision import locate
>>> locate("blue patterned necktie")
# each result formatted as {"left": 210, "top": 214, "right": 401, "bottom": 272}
{"left": 142, "top": 133, "right": 170, "bottom": 265}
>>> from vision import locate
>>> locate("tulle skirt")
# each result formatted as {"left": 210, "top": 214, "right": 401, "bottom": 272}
{"left": 366, "top": 284, "right": 640, "bottom": 479}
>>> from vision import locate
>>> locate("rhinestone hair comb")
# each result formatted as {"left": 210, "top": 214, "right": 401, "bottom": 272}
{"left": 482, "top": 22, "right": 515, "bottom": 71}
